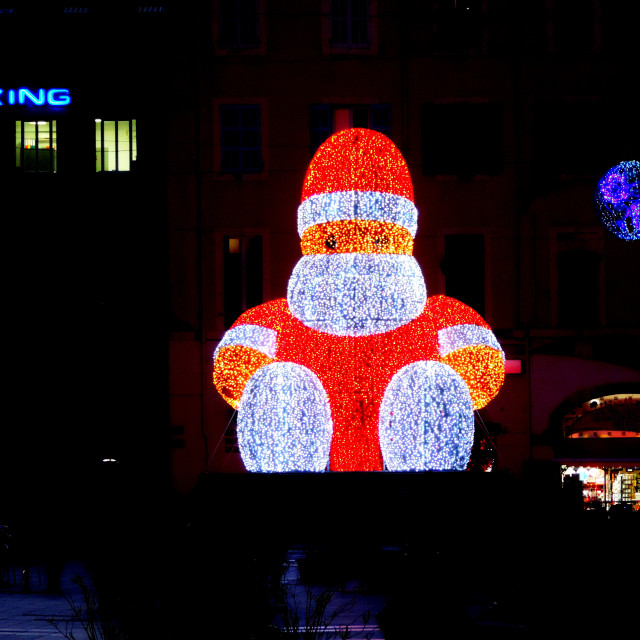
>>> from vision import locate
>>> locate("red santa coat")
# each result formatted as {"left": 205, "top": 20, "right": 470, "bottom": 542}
{"left": 214, "top": 294, "right": 504, "bottom": 471}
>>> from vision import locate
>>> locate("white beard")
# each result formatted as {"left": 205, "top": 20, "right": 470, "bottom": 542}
{"left": 287, "top": 253, "right": 427, "bottom": 336}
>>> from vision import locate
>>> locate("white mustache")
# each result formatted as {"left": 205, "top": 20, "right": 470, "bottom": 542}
{"left": 287, "top": 253, "right": 427, "bottom": 336}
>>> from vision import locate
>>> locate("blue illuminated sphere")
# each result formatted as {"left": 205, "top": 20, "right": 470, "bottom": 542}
{"left": 594, "top": 160, "right": 640, "bottom": 241}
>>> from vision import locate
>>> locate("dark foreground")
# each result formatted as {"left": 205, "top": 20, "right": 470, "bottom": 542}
{"left": 2, "top": 470, "right": 638, "bottom": 639}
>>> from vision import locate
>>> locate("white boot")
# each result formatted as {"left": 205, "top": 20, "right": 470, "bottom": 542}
{"left": 238, "top": 362, "right": 333, "bottom": 472}
{"left": 379, "top": 361, "right": 474, "bottom": 471}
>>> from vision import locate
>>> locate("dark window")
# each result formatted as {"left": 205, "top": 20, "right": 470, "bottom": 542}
{"left": 557, "top": 250, "right": 600, "bottom": 327}
{"left": 218, "top": 0, "right": 260, "bottom": 49}
{"left": 310, "top": 103, "right": 391, "bottom": 154}
{"left": 224, "top": 420, "right": 240, "bottom": 453}
{"left": 169, "top": 425, "right": 185, "bottom": 449}
{"left": 532, "top": 101, "right": 623, "bottom": 180}
{"left": 551, "top": 0, "right": 596, "bottom": 53}
{"left": 310, "top": 105, "right": 332, "bottom": 154}
{"left": 15, "top": 120, "right": 56, "bottom": 173}
{"left": 432, "top": 0, "right": 485, "bottom": 53}
{"left": 224, "top": 235, "right": 263, "bottom": 329}
{"left": 220, "top": 104, "right": 263, "bottom": 174}
{"left": 600, "top": 0, "right": 639, "bottom": 55}
{"left": 421, "top": 102, "right": 503, "bottom": 179}
{"left": 63, "top": 6, "right": 90, "bottom": 15}
{"left": 556, "top": 232, "right": 601, "bottom": 328}
{"left": 137, "top": 6, "right": 166, "bottom": 15}
{"left": 443, "top": 234, "right": 485, "bottom": 317}
{"left": 370, "top": 103, "right": 392, "bottom": 135}
{"left": 329, "top": 0, "right": 371, "bottom": 49}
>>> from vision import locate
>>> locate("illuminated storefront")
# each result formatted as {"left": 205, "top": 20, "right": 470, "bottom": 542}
{"left": 562, "top": 465, "right": 639, "bottom": 510}
{"left": 559, "top": 393, "right": 640, "bottom": 511}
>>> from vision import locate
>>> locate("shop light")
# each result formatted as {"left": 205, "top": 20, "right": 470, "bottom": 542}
{"left": 504, "top": 359, "right": 522, "bottom": 374}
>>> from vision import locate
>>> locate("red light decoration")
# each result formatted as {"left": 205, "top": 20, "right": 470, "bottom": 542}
{"left": 213, "top": 345, "right": 274, "bottom": 409}
{"left": 300, "top": 219, "right": 414, "bottom": 255}
{"left": 213, "top": 128, "right": 505, "bottom": 472}
{"left": 301, "top": 128, "right": 414, "bottom": 203}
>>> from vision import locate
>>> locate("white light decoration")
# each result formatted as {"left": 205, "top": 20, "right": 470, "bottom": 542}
{"left": 287, "top": 253, "right": 427, "bottom": 336}
{"left": 237, "top": 362, "right": 333, "bottom": 472}
{"left": 213, "top": 128, "right": 505, "bottom": 472}
{"left": 298, "top": 190, "right": 418, "bottom": 237}
{"left": 438, "top": 324, "right": 505, "bottom": 358}
{"left": 213, "top": 323, "right": 278, "bottom": 361}
{"left": 379, "top": 361, "right": 474, "bottom": 471}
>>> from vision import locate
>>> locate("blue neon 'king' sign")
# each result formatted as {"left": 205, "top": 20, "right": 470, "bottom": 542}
{"left": 0, "top": 88, "right": 71, "bottom": 107}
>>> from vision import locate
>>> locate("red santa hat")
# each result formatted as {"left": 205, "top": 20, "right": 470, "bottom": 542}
{"left": 297, "top": 128, "right": 418, "bottom": 239}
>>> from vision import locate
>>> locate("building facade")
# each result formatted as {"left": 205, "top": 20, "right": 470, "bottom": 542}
{"left": 1, "top": 3, "right": 172, "bottom": 507}
{"left": 3, "top": 2, "right": 637, "bottom": 511}
{"left": 167, "top": 1, "right": 639, "bottom": 504}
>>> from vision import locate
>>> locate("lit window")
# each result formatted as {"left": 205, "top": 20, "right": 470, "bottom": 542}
{"left": 224, "top": 234, "right": 263, "bottom": 329}
{"left": 95, "top": 120, "right": 137, "bottom": 172}
{"left": 310, "top": 103, "right": 391, "bottom": 154}
{"left": 217, "top": 0, "right": 260, "bottom": 50}
{"left": 421, "top": 102, "right": 503, "bottom": 179}
{"left": 16, "top": 120, "right": 57, "bottom": 173}
{"left": 219, "top": 105, "right": 263, "bottom": 175}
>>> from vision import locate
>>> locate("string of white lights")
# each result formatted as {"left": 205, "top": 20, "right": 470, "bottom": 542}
{"left": 213, "top": 324, "right": 278, "bottom": 361}
{"left": 379, "top": 361, "right": 474, "bottom": 471}
{"left": 438, "top": 324, "right": 505, "bottom": 359}
{"left": 297, "top": 190, "right": 418, "bottom": 237}
{"left": 287, "top": 253, "right": 427, "bottom": 336}
{"left": 237, "top": 362, "right": 333, "bottom": 472}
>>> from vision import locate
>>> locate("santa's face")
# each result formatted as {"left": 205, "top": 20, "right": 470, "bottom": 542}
{"left": 287, "top": 219, "right": 427, "bottom": 336}
{"left": 292, "top": 129, "right": 424, "bottom": 335}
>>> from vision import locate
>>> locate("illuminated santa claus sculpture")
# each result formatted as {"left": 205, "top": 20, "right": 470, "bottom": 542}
{"left": 213, "top": 128, "right": 505, "bottom": 472}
